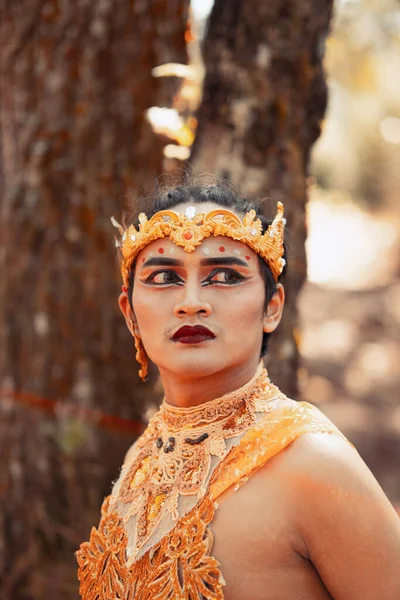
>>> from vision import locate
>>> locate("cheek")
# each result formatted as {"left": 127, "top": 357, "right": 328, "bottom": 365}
{"left": 218, "top": 282, "right": 265, "bottom": 329}
{"left": 131, "top": 288, "right": 159, "bottom": 331}
{"left": 131, "top": 286, "right": 175, "bottom": 335}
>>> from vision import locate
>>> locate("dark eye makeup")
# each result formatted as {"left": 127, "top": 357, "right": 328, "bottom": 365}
{"left": 142, "top": 267, "right": 247, "bottom": 287}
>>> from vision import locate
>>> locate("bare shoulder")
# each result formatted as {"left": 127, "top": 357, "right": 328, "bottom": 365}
{"left": 282, "top": 429, "right": 388, "bottom": 500}
{"left": 281, "top": 428, "right": 400, "bottom": 529}
{"left": 283, "top": 428, "right": 372, "bottom": 485}
{"left": 276, "top": 429, "right": 400, "bottom": 600}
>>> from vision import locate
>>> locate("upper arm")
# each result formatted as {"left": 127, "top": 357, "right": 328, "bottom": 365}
{"left": 288, "top": 432, "right": 400, "bottom": 600}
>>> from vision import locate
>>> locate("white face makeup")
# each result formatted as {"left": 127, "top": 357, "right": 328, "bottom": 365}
{"left": 130, "top": 234, "right": 263, "bottom": 379}
{"left": 119, "top": 202, "right": 284, "bottom": 382}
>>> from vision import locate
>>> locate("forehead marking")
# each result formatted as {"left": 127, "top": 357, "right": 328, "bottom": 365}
{"left": 233, "top": 249, "right": 241, "bottom": 256}
{"left": 169, "top": 247, "right": 175, "bottom": 254}
{"left": 245, "top": 256, "right": 251, "bottom": 260}
{"left": 219, "top": 246, "right": 225, "bottom": 252}
{"left": 158, "top": 247, "right": 164, "bottom": 254}
{"left": 203, "top": 247, "right": 211, "bottom": 255}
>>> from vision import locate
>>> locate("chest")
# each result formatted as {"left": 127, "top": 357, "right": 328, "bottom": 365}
{"left": 212, "top": 468, "right": 297, "bottom": 578}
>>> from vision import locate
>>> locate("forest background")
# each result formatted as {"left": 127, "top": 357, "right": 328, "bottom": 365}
{"left": 0, "top": 0, "right": 399, "bottom": 598}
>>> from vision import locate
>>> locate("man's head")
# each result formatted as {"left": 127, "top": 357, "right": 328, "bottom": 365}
{"left": 118, "top": 184, "right": 287, "bottom": 380}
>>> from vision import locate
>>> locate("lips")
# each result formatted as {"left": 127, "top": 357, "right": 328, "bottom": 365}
{"left": 172, "top": 325, "right": 216, "bottom": 344}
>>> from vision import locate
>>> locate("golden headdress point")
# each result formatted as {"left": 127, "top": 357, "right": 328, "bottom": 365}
{"left": 112, "top": 202, "right": 286, "bottom": 287}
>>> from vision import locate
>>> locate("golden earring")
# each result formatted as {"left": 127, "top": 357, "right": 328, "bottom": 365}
{"left": 131, "top": 322, "right": 148, "bottom": 382}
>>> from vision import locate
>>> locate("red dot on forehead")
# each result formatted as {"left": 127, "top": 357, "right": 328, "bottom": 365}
{"left": 245, "top": 256, "right": 251, "bottom": 260}
{"left": 142, "top": 257, "right": 145, "bottom": 263}
{"left": 219, "top": 246, "right": 225, "bottom": 252}
{"left": 158, "top": 248, "right": 164, "bottom": 254}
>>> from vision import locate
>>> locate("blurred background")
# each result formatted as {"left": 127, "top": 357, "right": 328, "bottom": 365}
{"left": 0, "top": 0, "right": 399, "bottom": 597}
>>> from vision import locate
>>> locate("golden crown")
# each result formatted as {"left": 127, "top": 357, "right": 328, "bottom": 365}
{"left": 112, "top": 202, "right": 286, "bottom": 287}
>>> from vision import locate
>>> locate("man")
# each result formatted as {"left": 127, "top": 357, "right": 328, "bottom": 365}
{"left": 76, "top": 184, "right": 400, "bottom": 599}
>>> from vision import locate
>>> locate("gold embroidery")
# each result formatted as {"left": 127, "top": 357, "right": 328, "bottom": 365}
{"left": 117, "top": 364, "right": 282, "bottom": 556}
{"left": 77, "top": 380, "right": 354, "bottom": 599}
{"left": 159, "top": 365, "right": 280, "bottom": 431}
{"left": 77, "top": 495, "right": 223, "bottom": 600}
{"left": 147, "top": 493, "right": 167, "bottom": 522}
{"left": 127, "top": 495, "right": 223, "bottom": 600}
{"left": 77, "top": 497, "right": 128, "bottom": 600}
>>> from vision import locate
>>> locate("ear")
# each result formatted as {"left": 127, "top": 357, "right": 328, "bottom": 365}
{"left": 263, "top": 283, "right": 285, "bottom": 333}
{"left": 118, "top": 291, "right": 141, "bottom": 337}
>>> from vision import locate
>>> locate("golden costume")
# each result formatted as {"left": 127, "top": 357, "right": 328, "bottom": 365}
{"left": 76, "top": 363, "right": 353, "bottom": 599}
{"left": 76, "top": 201, "right": 354, "bottom": 597}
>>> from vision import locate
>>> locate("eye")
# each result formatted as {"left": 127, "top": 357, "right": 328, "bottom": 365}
{"left": 145, "top": 270, "right": 182, "bottom": 285}
{"left": 205, "top": 268, "right": 245, "bottom": 285}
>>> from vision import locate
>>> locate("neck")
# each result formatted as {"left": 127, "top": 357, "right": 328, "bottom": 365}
{"left": 158, "top": 357, "right": 261, "bottom": 408}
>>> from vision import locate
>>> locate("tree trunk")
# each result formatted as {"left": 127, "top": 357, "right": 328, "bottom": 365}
{"left": 0, "top": 1, "right": 188, "bottom": 598}
{"left": 190, "top": 0, "right": 333, "bottom": 397}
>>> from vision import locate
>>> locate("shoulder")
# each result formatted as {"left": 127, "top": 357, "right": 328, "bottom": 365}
{"left": 281, "top": 426, "right": 400, "bottom": 555}
{"left": 253, "top": 397, "right": 359, "bottom": 492}
{"left": 277, "top": 428, "right": 400, "bottom": 598}
{"left": 277, "top": 419, "right": 384, "bottom": 505}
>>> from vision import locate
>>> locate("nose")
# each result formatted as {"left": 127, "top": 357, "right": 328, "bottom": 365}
{"left": 173, "top": 278, "right": 212, "bottom": 318}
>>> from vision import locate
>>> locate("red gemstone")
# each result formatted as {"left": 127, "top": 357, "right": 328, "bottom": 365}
{"left": 183, "top": 230, "right": 193, "bottom": 240}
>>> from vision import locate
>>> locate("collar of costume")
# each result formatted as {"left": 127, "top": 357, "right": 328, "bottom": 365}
{"left": 112, "top": 360, "right": 285, "bottom": 561}
{"left": 111, "top": 201, "right": 286, "bottom": 287}
{"left": 159, "top": 359, "right": 270, "bottom": 433}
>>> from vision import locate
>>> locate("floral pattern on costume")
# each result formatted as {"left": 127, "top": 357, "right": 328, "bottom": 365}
{"left": 77, "top": 495, "right": 223, "bottom": 600}
{"left": 76, "top": 370, "right": 355, "bottom": 600}
{"left": 77, "top": 497, "right": 128, "bottom": 600}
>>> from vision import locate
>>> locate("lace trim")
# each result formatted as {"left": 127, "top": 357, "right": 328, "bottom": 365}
{"left": 114, "top": 365, "right": 281, "bottom": 558}
{"left": 160, "top": 361, "right": 269, "bottom": 431}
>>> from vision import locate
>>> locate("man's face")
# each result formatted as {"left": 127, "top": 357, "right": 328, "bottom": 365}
{"left": 121, "top": 203, "right": 284, "bottom": 379}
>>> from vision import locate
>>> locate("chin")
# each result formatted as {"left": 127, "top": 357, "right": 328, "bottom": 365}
{"left": 162, "top": 349, "right": 227, "bottom": 378}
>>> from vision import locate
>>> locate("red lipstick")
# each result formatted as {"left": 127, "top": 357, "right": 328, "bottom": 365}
{"left": 172, "top": 325, "right": 216, "bottom": 344}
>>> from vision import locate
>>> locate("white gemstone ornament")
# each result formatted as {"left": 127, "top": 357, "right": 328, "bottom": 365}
{"left": 130, "top": 233, "right": 136, "bottom": 242}
{"left": 251, "top": 228, "right": 257, "bottom": 236}
{"left": 184, "top": 206, "right": 197, "bottom": 220}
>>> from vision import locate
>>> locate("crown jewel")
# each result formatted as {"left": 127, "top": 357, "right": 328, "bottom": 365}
{"left": 112, "top": 202, "right": 286, "bottom": 286}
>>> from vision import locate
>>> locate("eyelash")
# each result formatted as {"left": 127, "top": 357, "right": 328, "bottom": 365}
{"left": 144, "top": 268, "right": 246, "bottom": 287}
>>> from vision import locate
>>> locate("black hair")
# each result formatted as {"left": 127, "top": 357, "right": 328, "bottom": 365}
{"left": 126, "top": 182, "right": 287, "bottom": 357}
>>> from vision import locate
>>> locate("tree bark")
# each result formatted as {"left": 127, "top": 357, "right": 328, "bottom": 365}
{"left": 190, "top": 0, "right": 334, "bottom": 397}
{"left": 0, "top": 1, "right": 188, "bottom": 598}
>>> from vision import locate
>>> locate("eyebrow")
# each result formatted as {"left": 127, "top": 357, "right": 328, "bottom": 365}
{"left": 142, "top": 256, "right": 249, "bottom": 268}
